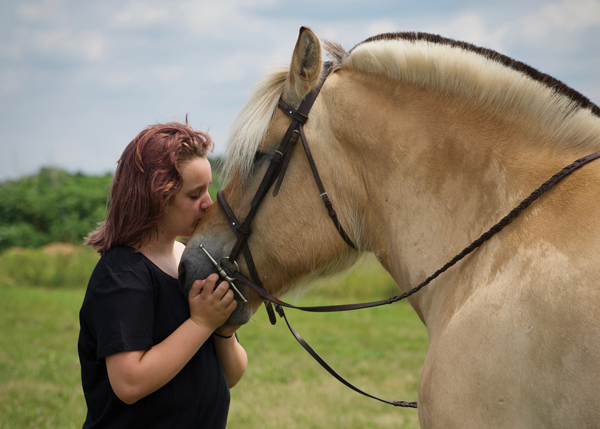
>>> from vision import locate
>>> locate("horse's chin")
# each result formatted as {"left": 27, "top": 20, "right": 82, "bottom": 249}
{"left": 225, "top": 300, "right": 254, "bottom": 325}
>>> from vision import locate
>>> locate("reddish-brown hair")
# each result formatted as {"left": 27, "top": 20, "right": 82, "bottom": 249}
{"left": 86, "top": 122, "right": 213, "bottom": 254}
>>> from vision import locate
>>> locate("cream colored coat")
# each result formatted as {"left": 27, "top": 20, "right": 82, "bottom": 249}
{"left": 180, "top": 28, "right": 600, "bottom": 427}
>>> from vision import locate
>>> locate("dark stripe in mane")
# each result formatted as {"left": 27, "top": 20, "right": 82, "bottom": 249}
{"left": 352, "top": 32, "right": 600, "bottom": 118}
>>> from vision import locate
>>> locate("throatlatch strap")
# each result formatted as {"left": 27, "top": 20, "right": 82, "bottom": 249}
{"left": 297, "top": 126, "right": 357, "bottom": 249}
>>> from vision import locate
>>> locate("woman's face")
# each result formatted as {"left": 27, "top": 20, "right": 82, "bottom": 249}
{"left": 158, "top": 156, "right": 213, "bottom": 239}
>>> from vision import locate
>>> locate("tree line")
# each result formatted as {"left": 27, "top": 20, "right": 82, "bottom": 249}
{"left": 0, "top": 160, "right": 224, "bottom": 252}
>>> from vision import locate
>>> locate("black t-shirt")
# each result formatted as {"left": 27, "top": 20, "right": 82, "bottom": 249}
{"left": 78, "top": 246, "right": 230, "bottom": 428}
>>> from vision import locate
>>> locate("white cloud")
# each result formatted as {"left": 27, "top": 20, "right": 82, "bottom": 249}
{"left": 0, "top": 68, "right": 26, "bottom": 95}
{"left": 108, "top": 0, "right": 280, "bottom": 39}
{"left": 178, "top": 0, "right": 262, "bottom": 37}
{"left": 366, "top": 20, "right": 398, "bottom": 37}
{"left": 104, "top": 72, "right": 133, "bottom": 89}
{"left": 153, "top": 66, "right": 185, "bottom": 81}
{"left": 112, "top": 1, "right": 171, "bottom": 27}
{"left": 520, "top": 0, "right": 600, "bottom": 47}
{"left": 16, "top": 0, "right": 64, "bottom": 22}
{"left": 317, "top": 26, "right": 343, "bottom": 43}
{"left": 208, "top": 52, "right": 273, "bottom": 84}
{"left": 0, "top": 32, "right": 24, "bottom": 61}
{"left": 526, "top": 0, "right": 600, "bottom": 33}
{"left": 412, "top": 0, "right": 600, "bottom": 59}
{"left": 424, "top": 12, "right": 510, "bottom": 52}
{"left": 31, "top": 29, "right": 105, "bottom": 61}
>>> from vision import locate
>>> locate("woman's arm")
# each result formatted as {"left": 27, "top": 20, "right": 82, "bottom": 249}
{"left": 106, "top": 275, "right": 236, "bottom": 404}
{"left": 213, "top": 326, "right": 248, "bottom": 388}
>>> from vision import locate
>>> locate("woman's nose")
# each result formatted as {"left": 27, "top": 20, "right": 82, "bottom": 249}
{"left": 201, "top": 194, "right": 213, "bottom": 210}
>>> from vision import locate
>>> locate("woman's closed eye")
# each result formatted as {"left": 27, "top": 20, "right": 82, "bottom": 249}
{"left": 189, "top": 187, "right": 207, "bottom": 200}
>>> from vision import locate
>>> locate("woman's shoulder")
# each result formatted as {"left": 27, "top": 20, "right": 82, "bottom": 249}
{"left": 89, "top": 246, "right": 150, "bottom": 287}
{"left": 100, "top": 245, "right": 143, "bottom": 269}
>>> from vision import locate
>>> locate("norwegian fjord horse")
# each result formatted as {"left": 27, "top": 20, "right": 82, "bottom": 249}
{"left": 179, "top": 28, "right": 600, "bottom": 427}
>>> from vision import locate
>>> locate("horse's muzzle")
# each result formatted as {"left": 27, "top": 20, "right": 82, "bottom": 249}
{"left": 178, "top": 240, "right": 253, "bottom": 325}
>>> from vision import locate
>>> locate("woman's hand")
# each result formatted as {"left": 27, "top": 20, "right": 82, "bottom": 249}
{"left": 188, "top": 274, "right": 247, "bottom": 388}
{"left": 188, "top": 274, "right": 237, "bottom": 331}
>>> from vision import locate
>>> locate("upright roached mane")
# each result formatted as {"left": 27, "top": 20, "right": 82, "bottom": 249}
{"left": 224, "top": 32, "right": 600, "bottom": 181}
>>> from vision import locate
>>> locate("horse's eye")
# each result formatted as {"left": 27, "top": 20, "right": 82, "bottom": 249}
{"left": 253, "top": 151, "right": 266, "bottom": 164}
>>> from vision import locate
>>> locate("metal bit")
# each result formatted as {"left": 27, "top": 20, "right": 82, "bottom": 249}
{"left": 199, "top": 244, "right": 247, "bottom": 302}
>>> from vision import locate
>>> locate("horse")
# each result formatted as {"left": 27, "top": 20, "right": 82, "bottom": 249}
{"left": 179, "top": 27, "right": 600, "bottom": 427}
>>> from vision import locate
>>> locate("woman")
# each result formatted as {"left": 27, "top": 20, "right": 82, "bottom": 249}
{"left": 78, "top": 122, "right": 247, "bottom": 428}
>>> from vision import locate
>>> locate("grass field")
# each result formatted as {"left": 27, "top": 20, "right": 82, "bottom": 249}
{"left": 0, "top": 247, "right": 428, "bottom": 428}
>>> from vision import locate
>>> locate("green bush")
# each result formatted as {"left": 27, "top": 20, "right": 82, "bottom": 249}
{"left": 0, "top": 168, "right": 112, "bottom": 251}
{"left": 0, "top": 222, "right": 48, "bottom": 249}
{"left": 0, "top": 159, "right": 224, "bottom": 252}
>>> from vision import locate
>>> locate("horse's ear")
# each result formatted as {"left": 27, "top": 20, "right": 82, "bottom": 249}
{"left": 285, "top": 27, "right": 322, "bottom": 106}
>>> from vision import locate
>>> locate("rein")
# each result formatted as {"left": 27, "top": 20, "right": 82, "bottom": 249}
{"left": 212, "top": 61, "right": 600, "bottom": 408}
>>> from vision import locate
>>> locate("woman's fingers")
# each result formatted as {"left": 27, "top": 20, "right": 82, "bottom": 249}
{"left": 202, "top": 273, "right": 220, "bottom": 294}
{"left": 226, "top": 292, "right": 238, "bottom": 310}
{"left": 194, "top": 274, "right": 237, "bottom": 311}
{"left": 213, "top": 280, "right": 233, "bottom": 300}
{"left": 189, "top": 278, "right": 205, "bottom": 298}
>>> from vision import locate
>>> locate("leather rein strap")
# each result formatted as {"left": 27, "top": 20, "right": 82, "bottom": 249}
{"left": 230, "top": 150, "right": 600, "bottom": 311}
{"left": 215, "top": 60, "right": 600, "bottom": 408}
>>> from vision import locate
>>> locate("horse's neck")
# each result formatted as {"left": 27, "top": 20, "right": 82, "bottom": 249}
{"left": 327, "top": 71, "right": 595, "bottom": 332}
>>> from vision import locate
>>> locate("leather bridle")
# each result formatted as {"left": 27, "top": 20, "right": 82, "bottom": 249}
{"left": 216, "top": 62, "right": 359, "bottom": 323}
{"left": 206, "top": 60, "right": 600, "bottom": 408}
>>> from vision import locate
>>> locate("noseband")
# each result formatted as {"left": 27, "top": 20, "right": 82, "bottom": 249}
{"left": 204, "top": 60, "right": 600, "bottom": 408}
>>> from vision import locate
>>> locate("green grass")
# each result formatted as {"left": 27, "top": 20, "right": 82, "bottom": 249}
{"left": 0, "top": 251, "right": 428, "bottom": 428}
{"left": 0, "top": 287, "right": 86, "bottom": 427}
{"left": 0, "top": 245, "right": 99, "bottom": 289}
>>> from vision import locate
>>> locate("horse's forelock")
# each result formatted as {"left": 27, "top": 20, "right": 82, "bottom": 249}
{"left": 223, "top": 67, "right": 289, "bottom": 180}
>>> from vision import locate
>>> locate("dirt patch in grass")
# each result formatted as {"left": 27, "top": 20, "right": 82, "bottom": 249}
{"left": 42, "top": 242, "right": 79, "bottom": 256}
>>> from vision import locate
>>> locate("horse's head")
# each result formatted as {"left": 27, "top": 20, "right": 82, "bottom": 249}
{"left": 178, "top": 27, "right": 361, "bottom": 324}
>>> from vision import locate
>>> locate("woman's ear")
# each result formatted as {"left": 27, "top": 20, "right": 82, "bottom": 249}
{"left": 283, "top": 26, "right": 322, "bottom": 107}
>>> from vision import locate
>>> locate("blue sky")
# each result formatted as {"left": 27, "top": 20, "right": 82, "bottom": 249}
{"left": 1, "top": 0, "right": 599, "bottom": 181}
